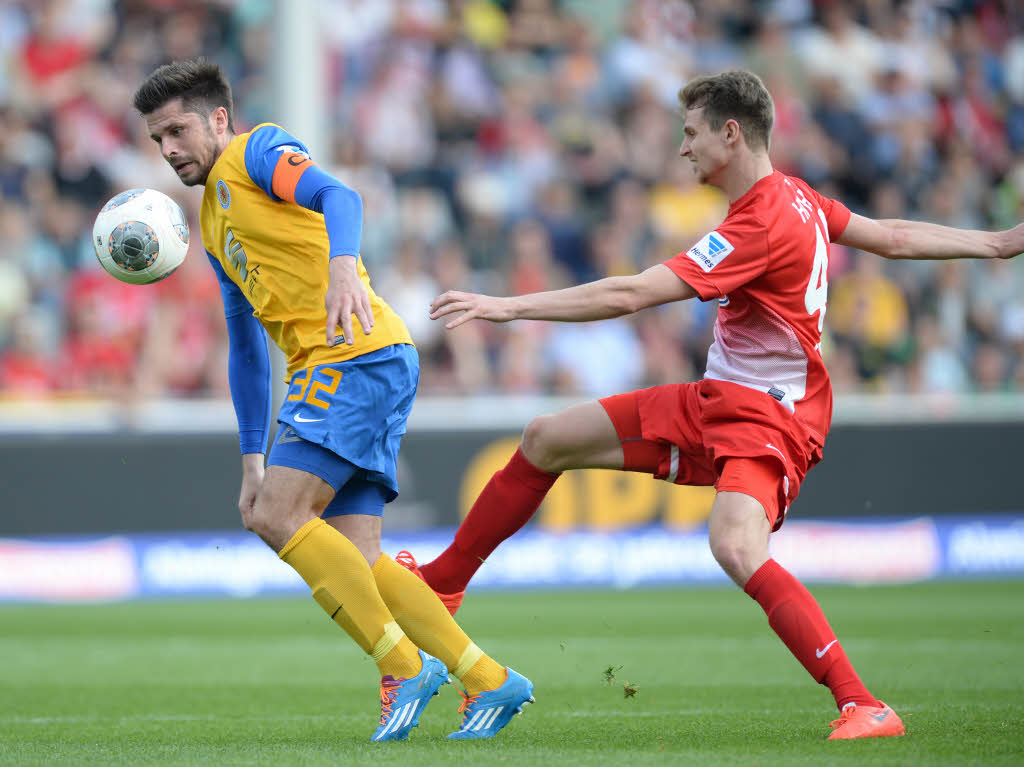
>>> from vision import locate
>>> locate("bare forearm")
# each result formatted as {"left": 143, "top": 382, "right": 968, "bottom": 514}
{"left": 508, "top": 276, "right": 638, "bottom": 321}
{"left": 242, "top": 452, "right": 264, "bottom": 475}
{"left": 880, "top": 219, "right": 1010, "bottom": 260}
{"left": 430, "top": 265, "right": 695, "bottom": 329}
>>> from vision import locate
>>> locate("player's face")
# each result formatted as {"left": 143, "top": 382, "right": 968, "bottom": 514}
{"left": 679, "top": 108, "right": 729, "bottom": 186}
{"left": 145, "top": 99, "right": 220, "bottom": 187}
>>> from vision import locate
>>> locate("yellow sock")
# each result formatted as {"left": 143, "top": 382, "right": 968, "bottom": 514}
{"left": 280, "top": 519, "right": 421, "bottom": 679}
{"left": 372, "top": 553, "right": 506, "bottom": 695}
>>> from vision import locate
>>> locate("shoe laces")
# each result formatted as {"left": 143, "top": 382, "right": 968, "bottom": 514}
{"left": 830, "top": 704, "right": 856, "bottom": 729}
{"left": 456, "top": 686, "right": 481, "bottom": 719}
{"left": 379, "top": 677, "right": 401, "bottom": 726}
{"left": 395, "top": 550, "right": 418, "bottom": 570}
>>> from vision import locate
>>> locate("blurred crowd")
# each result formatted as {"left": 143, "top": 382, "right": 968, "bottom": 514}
{"left": 2, "top": 0, "right": 1024, "bottom": 402}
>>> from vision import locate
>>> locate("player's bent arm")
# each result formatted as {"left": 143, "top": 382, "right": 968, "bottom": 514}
{"left": 431, "top": 264, "right": 697, "bottom": 328}
{"left": 259, "top": 143, "right": 374, "bottom": 340}
{"left": 837, "top": 213, "right": 1024, "bottom": 261}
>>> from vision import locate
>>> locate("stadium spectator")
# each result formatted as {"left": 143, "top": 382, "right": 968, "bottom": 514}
{"left": 0, "top": 0, "right": 1021, "bottom": 401}
{"left": 374, "top": 236, "right": 444, "bottom": 349}
{"left": 827, "top": 252, "right": 911, "bottom": 385}
{"left": 796, "top": 3, "right": 883, "bottom": 103}
{"left": 418, "top": 236, "right": 491, "bottom": 393}
{"left": 912, "top": 314, "right": 969, "bottom": 395}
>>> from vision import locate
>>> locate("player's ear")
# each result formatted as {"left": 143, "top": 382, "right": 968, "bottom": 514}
{"left": 212, "top": 106, "right": 229, "bottom": 135}
{"left": 723, "top": 118, "right": 741, "bottom": 146}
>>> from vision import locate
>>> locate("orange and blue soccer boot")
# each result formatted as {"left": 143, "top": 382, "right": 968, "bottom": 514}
{"left": 827, "top": 701, "right": 905, "bottom": 740}
{"left": 448, "top": 668, "right": 534, "bottom": 740}
{"left": 371, "top": 650, "right": 449, "bottom": 742}
{"left": 396, "top": 550, "right": 465, "bottom": 616}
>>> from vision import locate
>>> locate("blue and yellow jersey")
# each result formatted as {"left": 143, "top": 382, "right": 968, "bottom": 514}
{"left": 200, "top": 123, "right": 411, "bottom": 380}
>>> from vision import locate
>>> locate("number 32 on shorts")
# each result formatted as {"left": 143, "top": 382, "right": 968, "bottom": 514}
{"left": 287, "top": 367, "right": 342, "bottom": 410}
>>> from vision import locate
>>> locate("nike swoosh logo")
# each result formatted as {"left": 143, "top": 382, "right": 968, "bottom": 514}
{"left": 869, "top": 710, "right": 890, "bottom": 723}
{"left": 294, "top": 414, "right": 325, "bottom": 423}
{"left": 815, "top": 639, "right": 838, "bottom": 659}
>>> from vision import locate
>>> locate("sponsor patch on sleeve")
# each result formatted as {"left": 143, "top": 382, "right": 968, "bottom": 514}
{"left": 685, "top": 231, "right": 735, "bottom": 272}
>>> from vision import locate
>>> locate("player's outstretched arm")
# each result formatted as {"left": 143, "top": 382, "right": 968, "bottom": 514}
{"left": 837, "top": 213, "right": 1024, "bottom": 261}
{"left": 430, "top": 264, "right": 697, "bottom": 328}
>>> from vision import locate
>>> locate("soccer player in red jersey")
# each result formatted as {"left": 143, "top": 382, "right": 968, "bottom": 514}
{"left": 405, "top": 70, "right": 1024, "bottom": 740}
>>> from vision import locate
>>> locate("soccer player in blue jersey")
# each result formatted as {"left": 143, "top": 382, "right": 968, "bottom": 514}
{"left": 132, "top": 57, "right": 532, "bottom": 742}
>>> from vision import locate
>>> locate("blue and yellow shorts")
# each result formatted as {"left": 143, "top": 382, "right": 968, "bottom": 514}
{"left": 268, "top": 343, "right": 418, "bottom": 517}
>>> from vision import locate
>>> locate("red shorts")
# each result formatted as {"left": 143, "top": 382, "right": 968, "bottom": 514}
{"left": 599, "top": 380, "right": 824, "bottom": 531}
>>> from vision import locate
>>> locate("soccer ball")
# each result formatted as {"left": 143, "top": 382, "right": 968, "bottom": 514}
{"left": 92, "top": 188, "right": 190, "bottom": 284}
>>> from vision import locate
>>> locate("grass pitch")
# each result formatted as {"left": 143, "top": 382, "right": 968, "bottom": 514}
{"left": 1, "top": 581, "right": 1022, "bottom": 766}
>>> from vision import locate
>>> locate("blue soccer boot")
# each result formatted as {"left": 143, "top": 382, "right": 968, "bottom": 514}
{"left": 448, "top": 668, "right": 534, "bottom": 740}
{"left": 371, "top": 650, "right": 449, "bottom": 742}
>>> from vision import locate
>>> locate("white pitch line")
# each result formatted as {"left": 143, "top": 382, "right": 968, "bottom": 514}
{"left": 547, "top": 705, "right": 944, "bottom": 718}
{"left": 2, "top": 713, "right": 368, "bottom": 725}
{"left": 7, "top": 702, "right": 998, "bottom": 727}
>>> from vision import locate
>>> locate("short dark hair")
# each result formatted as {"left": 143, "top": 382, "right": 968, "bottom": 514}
{"left": 678, "top": 70, "right": 774, "bottom": 151}
{"left": 133, "top": 57, "right": 234, "bottom": 131}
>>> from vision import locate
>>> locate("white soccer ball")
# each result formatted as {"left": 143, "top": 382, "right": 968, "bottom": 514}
{"left": 92, "top": 188, "right": 190, "bottom": 284}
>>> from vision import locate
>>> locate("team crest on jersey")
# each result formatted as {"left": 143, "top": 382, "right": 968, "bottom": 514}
{"left": 217, "top": 180, "right": 231, "bottom": 209}
{"left": 687, "top": 231, "right": 734, "bottom": 272}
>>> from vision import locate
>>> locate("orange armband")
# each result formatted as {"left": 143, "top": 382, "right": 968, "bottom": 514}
{"left": 271, "top": 151, "right": 315, "bottom": 203}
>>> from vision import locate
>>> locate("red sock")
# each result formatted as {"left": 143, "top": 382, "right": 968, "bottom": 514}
{"left": 744, "top": 559, "right": 880, "bottom": 711}
{"left": 419, "top": 447, "right": 560, "bottom": 594}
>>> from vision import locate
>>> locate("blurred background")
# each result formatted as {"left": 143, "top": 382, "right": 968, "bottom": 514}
{"left": 1, "top": 0, "right": 1022, "bottom": 601}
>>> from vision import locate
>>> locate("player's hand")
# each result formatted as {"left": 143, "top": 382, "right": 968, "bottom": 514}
{"left": 325, "top": 256, "right": 374, "bottom": 346}
{"left": 238, "top": 454, "right": 265, "bottom": 528}
{"left": 430, "top": 290, "right": 515, "bottom": 329}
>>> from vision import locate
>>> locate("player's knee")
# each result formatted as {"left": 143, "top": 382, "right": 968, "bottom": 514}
{"left": 239, "top": 503, "right": 259, "bottom": 534}
{"left": 521, "top": 414, "right": 563, "bottom": 472}
{"left": 243, "top": 497, "right": 275, "bottom": 540}
{"left": 246, "top": 485, "right": 295, "bottom": 544}
{"left": 708, "top": 531, "right": 765, "bottom": 585}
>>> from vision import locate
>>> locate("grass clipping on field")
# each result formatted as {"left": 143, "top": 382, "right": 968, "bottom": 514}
{"left": 603, "top": 664, "right": 639, "bottom": 699}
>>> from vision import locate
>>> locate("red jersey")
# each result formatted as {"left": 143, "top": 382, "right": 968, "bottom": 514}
{"left": 664, "top": 170, "right": 851, "bottom": 445}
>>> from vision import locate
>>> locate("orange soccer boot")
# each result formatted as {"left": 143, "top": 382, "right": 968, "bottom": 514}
{"left": 395, "top": 550, "right": 465, "bottom": 616}
{"left": 827, "top": 701, "right": 905, "bottom": 740}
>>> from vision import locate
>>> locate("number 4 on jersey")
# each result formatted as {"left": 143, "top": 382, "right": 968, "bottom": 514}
{"left": 804, "top": 210, "right": 829, "bottom": 334}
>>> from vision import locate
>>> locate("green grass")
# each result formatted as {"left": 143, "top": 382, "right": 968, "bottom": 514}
{"left": 1, "top": 581, "right": 1022, "bottom": 766}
